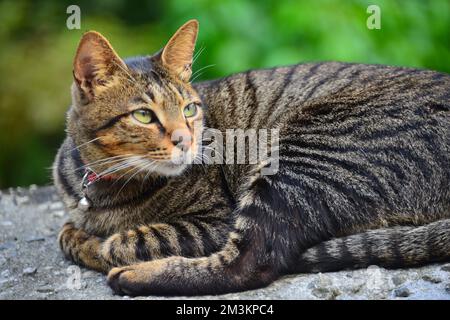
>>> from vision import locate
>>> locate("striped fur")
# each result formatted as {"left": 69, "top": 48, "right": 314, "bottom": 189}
{"left": 55, "top": 23, "right": 450, "bottom": 296}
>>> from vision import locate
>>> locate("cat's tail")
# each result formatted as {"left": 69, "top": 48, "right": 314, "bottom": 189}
{"left": 295, "top": 219, "right": 450, "bottom": 273}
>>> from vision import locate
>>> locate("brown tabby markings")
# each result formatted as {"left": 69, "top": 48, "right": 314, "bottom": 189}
{"left": 55, "top": 20, "right": 450, "bottom": 296}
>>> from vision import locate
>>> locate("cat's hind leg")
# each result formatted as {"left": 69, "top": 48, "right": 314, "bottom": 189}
{"left": 58, "top": 222, "right": 109, "bottom": 273}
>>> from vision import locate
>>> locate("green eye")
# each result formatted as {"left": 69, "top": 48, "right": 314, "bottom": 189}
{"left": 132, "top": 109, "right": 153, "bottom": 124}
{"left": 183, "top": 103, "right": 198, "bottom": 118}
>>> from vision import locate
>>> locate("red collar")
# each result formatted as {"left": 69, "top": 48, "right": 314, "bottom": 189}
{"left": 78, "top": 167, "right": 117, "bottom": 211}
{"left": 82, "top": 167, "right": 117, "bottom": 189}
{"left": 86, "top": 170, "right": 116, "bottom": 183}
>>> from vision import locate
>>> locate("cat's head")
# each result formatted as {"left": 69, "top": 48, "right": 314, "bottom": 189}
{"left": 68, "top": 20, "right": 203, "bottom": 177}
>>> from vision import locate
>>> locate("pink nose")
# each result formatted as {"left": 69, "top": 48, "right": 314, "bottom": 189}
{"left": 170, "top": 128, "right": 192, "bottom": 151}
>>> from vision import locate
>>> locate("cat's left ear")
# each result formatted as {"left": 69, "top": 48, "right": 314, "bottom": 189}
{"left": 160, "top": 19, "right": 199, "bottom": 82}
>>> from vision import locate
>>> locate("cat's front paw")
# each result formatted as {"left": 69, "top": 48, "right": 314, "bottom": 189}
{"left": 107, "top": 266, "right": 137, "bottom": 295}
{"left": 107, "top": 260, "right": 168, "bottom": 296}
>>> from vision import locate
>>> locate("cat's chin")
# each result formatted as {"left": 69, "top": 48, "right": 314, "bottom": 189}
{"left": 150, "top": 161, "right": 188, "bottom": 176}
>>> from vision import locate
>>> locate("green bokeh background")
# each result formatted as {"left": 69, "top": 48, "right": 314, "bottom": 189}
{"left": 0, "top": 0, "right": 449, "bottom": 188}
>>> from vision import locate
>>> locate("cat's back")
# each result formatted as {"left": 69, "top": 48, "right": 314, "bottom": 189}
{"left": 195, "top": 62, "right": 450, "bottom": 130}
{"left": 196, "top": 62, "right": 449, "bottom": 204}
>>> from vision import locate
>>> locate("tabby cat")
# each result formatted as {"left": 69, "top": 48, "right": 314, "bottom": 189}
{"left": 54, "top": 20, "right": 450, "bottom": 296}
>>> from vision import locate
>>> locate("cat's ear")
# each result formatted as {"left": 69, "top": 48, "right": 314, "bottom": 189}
{"left": 73, "top": 31, "right": 127, "bottom": 102}
{"left": 160, "top": 19, "right": 198, "bottom": 82}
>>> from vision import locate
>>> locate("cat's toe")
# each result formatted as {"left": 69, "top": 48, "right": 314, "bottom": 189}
{"left": 107, "top": 266, "right": 139, "bottom": 296}
{"left": 107, "top": 267, "right": 127, "bottom": 295}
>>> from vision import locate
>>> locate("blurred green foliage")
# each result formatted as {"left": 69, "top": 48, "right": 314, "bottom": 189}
{"left": 0, "top": 0, "right": 449, "bottom": 188}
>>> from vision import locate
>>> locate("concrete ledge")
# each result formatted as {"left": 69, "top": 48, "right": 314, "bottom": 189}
{"left": 0, "top": 186, "right": 449, "bottom": 300}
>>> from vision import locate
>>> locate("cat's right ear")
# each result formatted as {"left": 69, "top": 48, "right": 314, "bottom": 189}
{"left": 159, "top": 20, "right": 199, "bottom": 82}
{"left": 73, "top": 31, "right": 127, "bottom": 103}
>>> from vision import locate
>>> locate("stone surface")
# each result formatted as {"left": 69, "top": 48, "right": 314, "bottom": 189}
{"left": 393, "top": 287, "right": 410, "bottom": 298}
{"left": 0, "top": 186, "right": 449, "bottom": 300}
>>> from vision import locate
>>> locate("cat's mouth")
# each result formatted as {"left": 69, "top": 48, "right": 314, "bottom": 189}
{"left": 144, "top": 146, "right": 197, "bottom": 176}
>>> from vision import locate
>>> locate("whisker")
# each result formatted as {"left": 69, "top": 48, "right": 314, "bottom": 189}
{"left": 192, "top": 46, "right": 205, "bottom": 66}
{"left": 194, "top": 151, "right": 209, "bottom": 173}
{"left": 192, "top": 64, "right": 216, "bottom": 77}
{"left": 190, "top": 72, "right": 205, "bottom": 83}
{"left": 115, "top": 159, "right": 154, "bottom": 198}
{"left": 147, "top": 156, "right": 170, "bottom": 159}
{"left": 140, "top": 162, "right": 156, "bottom": 189}
{"left": 146, "top": 152, "right": 170, "bottom": 156}
{"left": 97, "top": 156, "right": 144, "bottom": 178}
{"left": 77, "top": 154, "right": 132, "bottom": 168}
{"left": 75, "top": 154, "right": 134, "bottom": 171}
{"left": 106, "top": 156, "right": 148, "bottom": 181}
{"left": 190, "top": 64, "right": 216, "bottom": 82}
{"left": 201, "top": 145, "right": 224, "bottom": 163}
{"left": 112, "top": 60, "right": 137, "bottom": 84}
{"left": 67, "top": 137, "right": 102, "bottom": 153}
